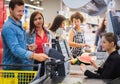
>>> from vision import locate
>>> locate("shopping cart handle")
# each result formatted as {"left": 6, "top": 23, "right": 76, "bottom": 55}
{"left": 0, "top": 64, "right": 38, "bottom": 67}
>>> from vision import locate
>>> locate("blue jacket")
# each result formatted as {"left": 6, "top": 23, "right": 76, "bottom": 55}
{"left": 26, "top": 28, "right": 52, "bottom": 45}
{"left": 1, "top": 16, "right": 33, "bottom": 70}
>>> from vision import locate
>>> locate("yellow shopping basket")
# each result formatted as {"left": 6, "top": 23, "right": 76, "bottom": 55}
{"left": 0, "top": 64, "right": 41, "bottom": 84}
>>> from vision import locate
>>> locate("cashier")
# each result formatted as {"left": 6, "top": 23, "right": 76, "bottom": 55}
{"left": 80, "top": 32, "right": 120, "bottom": 79}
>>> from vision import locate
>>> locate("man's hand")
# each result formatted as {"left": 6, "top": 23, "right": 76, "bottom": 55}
{"left": 31, "top": 53, "right": 50, "bottom": 62}
{"left": 28, "top": 44, "right": 37, "bottom": 51}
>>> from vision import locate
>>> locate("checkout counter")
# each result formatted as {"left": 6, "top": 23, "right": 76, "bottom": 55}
{"left": 42, "top": 65, "right": 110, "bottom": 84}
{"left": 30, "top": 39, "right": 110, "bottom": 84}
{"left": 31, "top": 65, "right": 110, "bottom": 84}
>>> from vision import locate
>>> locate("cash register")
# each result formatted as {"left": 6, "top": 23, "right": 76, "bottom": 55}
{"left": 47, "top": 37, "right": 71, "bottom": 78}
{"left": 30, "top": 37, "right": 71, "bottom": 84}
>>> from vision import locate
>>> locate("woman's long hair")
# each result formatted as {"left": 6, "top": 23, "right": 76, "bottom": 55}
{"left": 49, "top": 15, "right": 66, "bottom": 32}
{"left": 97, "top": 17, "right": 106, "bottom": 36}
{"left": 29, "top": 11, "right": 44, "bottom": 35}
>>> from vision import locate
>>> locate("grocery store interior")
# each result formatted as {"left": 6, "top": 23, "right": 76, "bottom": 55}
{"left": 0, "top": 0, "right": 120, "bottom": 84}
{"left": 1, "top": 0, "right": 107, "bottom": 50}
{"left": 1, "top": 0, "right": 119, "bottom": 51}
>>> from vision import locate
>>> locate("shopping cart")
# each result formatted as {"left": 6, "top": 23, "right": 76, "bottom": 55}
{"left": 0, "top": 64, "right": 41, "bottom": 84}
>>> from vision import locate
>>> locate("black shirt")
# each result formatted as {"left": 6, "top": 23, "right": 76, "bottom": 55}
{"left": 84, "top": 50, "right": 120, "bottom": 79}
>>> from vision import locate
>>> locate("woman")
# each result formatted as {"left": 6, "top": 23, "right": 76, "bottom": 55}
{"left": 49, "top": 15, "right": 66, "bottom": 39}
{"left": 94, "top": 17, "right": 107, "bottom": 52}
{"left": 80, "top": 32, "right": 120, "bottom": 79}
{"left": 68, "top": 12, "right": 89, "bottom": 58}
{"left": 26, "top": 11, "right": 52, "bottom": 76}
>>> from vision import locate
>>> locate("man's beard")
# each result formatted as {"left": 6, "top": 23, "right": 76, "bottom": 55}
{"left": 13, "top": 15, "right": 20, "bottom": 22}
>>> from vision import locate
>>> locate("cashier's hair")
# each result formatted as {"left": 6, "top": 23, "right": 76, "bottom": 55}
{"left": 9, "top": 0, "right": 24, "bottom": 10}
{"left": 102, "top": 32, "right": 119, "bottom": 49}
{"left": 29, "top": 11, "right": 44, "bottom": 35}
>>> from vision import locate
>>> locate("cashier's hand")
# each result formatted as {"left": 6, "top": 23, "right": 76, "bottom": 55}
{"left": 80, "top": 63, "right": 87, "bottom": 73}
{"left": 90, "top": 59, "right": 98, "bottom": 69}
{"left": 31, "top": 53, "right": 50, "bottom": 62}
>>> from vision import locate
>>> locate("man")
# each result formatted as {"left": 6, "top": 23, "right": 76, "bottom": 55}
{"left": 1, "top": 0, "right": 49, "bottom": 70}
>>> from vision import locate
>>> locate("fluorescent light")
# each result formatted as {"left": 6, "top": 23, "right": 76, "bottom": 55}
{"left": 36, "top": 1, "right": 40, "bottom": 4}
{"left": 25, "top": 4, "right": 44, "bottom": 10}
